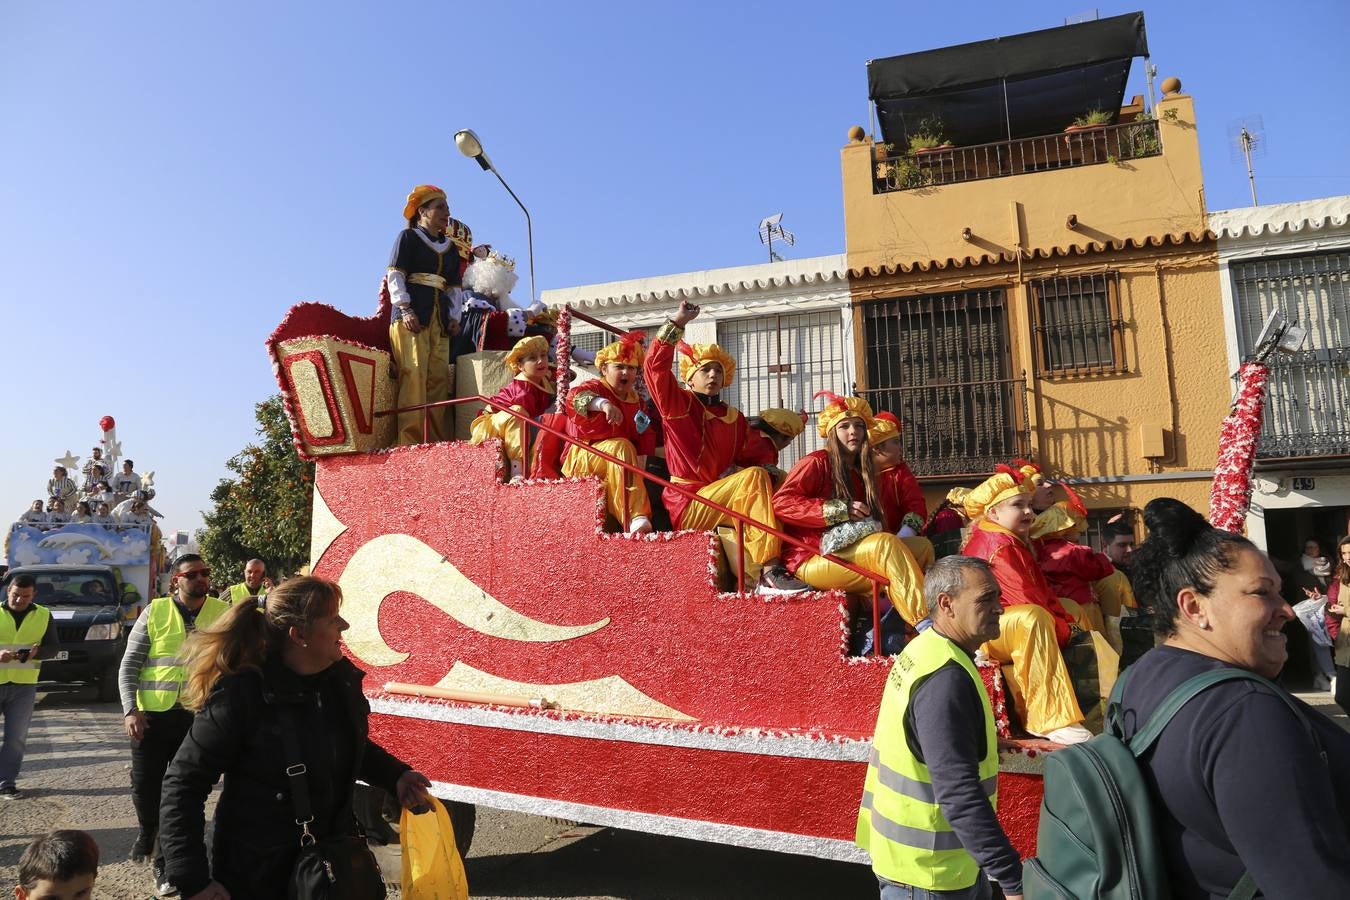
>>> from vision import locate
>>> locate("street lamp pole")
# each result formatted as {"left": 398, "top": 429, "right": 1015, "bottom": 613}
{"left": 454, "top": 129, "right": 535, "bottom": 304}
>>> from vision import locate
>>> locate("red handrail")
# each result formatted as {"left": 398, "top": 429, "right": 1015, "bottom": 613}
{"left": 376, "top": 394, "right": 891, "bottom": 655}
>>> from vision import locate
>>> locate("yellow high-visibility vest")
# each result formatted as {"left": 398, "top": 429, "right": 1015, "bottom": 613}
{"left": 222, "top": 582, "right": 262, "bottom": 606}
{"left": 135, "top": 596, "right": 228, "bottom": 712}
{"left": 0, "top": 605, "right": 52, "bottom": 686}
{"left": 856, "top": 628, "right": 999, "bottom": 890}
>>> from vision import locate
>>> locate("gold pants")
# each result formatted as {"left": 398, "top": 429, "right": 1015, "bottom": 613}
{"left": 983, "top": 604, "right": 1085, "bottom": 735}
{"left": 470, "top": 405, "right": 528, "bottom": 462}
{"left": 562, "top": 438, "right": 651, "bottom": 525}
{"left": 1056, "top": 595, "right": 1099, "bottom": 634}
{"left": 389, "top": 314, "right": 449, "bottom": 446}
{"left": 1092, "top": 569, "right": 1138, "bottom": 618}
{"left": 680, "top": 467, "right": 780, "bottom": 565}
{"left": 795, "top": 532, "right": 926, "bottom": 627}
{"left": 900, "top": 535, "right": 935, "bottom": 572}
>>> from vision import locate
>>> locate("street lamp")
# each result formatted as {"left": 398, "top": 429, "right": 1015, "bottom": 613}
{"left": 454, "top": 129, "right": 535, "bottom": 304}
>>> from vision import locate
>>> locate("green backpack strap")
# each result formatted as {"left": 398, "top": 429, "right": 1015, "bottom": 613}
{"left": 1228, "top": 873, "right": 1258, "bottom": 900}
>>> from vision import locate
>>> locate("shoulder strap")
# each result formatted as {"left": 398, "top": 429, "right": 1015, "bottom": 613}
{"left": 276, "top": 697, "right": 318, "bottom": 846}
{"left": 1227, "top": 873, "right": 1258, "bottom": 900}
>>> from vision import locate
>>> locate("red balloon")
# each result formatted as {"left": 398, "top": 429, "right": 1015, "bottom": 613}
{"left": 99, "top": 415, "right": 115, "bottom": 432}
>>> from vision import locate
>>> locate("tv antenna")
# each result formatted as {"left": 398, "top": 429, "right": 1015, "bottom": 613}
{"left": 1228, "top": 115, "right": 1266, "bottom": 207}
{"left": 758, "top": 213, "right": 795, "bottom": 263}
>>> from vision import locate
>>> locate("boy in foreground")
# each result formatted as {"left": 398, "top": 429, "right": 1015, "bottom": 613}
{"left": 13, "top": 829, "right": 98, "bottom": 900}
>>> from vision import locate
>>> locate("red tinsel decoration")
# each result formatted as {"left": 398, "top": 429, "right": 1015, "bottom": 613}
{"left": 554, "top": 305, "right": 573, "bottom": 413}
{"left": 1209, "top": 361, "right": 1270, "bottom": 534}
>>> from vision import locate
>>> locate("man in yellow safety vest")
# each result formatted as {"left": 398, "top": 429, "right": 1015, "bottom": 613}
{"left": 0, "top": 573, "right": 59, "bottom": 799}
{"left": 219, "top": 558, "right": 272, "bottom": 607}
{"left": 857, "top": 555, "right": 1024, "bottom": 900}
{"left": 117, "top": 554, "right": 229, "bottom": 892}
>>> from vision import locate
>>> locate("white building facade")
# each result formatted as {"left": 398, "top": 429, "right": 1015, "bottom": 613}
{"left": 1210, "top": 196, "right": 1350, "bottom": 555}
{"left": 542, "top": 255, "right": 855, "bottom": 468}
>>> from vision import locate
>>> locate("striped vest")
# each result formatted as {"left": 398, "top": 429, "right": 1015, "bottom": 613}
{"left": 135, "top": 596, "right": 228, "bottom": 712}
{"left": 856, "top": 628, "right": 999, "bottom": 890}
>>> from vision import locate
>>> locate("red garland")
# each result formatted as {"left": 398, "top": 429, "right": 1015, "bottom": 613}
{"left": 554, "top": 305, "right": 573, "bottom": 413}
{"left": 1208, "top": 361, "right": 1270, "bottom": 534}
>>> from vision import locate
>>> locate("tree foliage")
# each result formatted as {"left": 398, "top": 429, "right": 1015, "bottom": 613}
{"left": 197, "top": 395, "right": 314, "bottom": 582}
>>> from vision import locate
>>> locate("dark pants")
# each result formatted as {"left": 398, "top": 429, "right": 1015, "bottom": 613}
{"left": 1336, "top": 665, "right": 1350, "bottom": 715}
{"left": 130, "top": 708, "right": 194, "bottom": 862}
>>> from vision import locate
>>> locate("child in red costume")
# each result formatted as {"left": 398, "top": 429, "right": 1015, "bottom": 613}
{"left": 1032, "top": 488, "right": 1114, "bottom": 636}
{"left": 867, "top": 411, "right": 934, "bottom": 572}
{"left": 644, "top": 300, "right": 795, "bottom": 593}
{"left": 772, "top": 394, "right": 926, "bottom": 625}
{"left": 958, "top": 467, "right": 1090, "bottom": 744}
{"left": 563, "top": 331, "right": 658, "bottom": 534}
{"left": 469, "top": 335, "right": 555, "bottom": 479}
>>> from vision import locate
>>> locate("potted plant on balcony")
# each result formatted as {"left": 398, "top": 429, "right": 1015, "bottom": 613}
{"left": 908, "top": 116, "right": 952, "bottom": 154}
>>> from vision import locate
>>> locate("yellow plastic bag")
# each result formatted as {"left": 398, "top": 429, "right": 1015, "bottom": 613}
{"left": 400, "top": 797, "right": 469, "bottom": 900}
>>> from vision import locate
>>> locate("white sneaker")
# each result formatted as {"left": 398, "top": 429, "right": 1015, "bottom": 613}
{"left": 627, "top": 515, "right": 653, "bottom": 535}
{"left": 1036, "top": 724, "right": 1093, "bottom": 745}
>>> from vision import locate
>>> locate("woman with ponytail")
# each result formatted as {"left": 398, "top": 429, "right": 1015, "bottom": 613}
{"left": 771, "top": 393, "right": 926, "bottom": 627}
{"left": 1116, "top": 499, "right": 1350, "bottom": 898}
{"left": 158, "top": 577, "right": 432, "bottom": 900}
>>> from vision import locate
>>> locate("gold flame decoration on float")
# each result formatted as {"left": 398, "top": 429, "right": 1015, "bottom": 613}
{"left": 310, "top": 486, "right": 691, "bottom": 719}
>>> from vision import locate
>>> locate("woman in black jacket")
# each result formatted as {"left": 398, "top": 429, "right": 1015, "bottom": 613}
{"left": 1117, "top": 499, "right": 1350, "bottom": 899}
{"left": 159, "top": 577, "right": 432, "bottom": 900}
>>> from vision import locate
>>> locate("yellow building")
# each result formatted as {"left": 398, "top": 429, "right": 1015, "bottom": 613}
{"left": 842, "top": 13, "right": 1227, "bottom": 531}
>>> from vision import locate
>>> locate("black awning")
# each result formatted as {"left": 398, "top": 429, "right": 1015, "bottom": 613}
{"left": 867, "top": 12, "right": 1148, "bottom": 149}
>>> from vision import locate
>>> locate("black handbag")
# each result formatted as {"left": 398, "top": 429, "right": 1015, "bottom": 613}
{"left": 278, "top": 705, "right": 387, "bottom": 900}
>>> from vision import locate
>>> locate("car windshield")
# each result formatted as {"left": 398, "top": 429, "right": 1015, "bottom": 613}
{"left": 6, "top": 573, "right": 119, "bottom": 605}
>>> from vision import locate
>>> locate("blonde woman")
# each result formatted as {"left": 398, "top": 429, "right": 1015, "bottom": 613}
{"left": 158, "top": 578, "right": 431, "bottom": 900}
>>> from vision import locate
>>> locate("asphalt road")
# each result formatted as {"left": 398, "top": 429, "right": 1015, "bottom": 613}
{"left": 0, "top": 685, "right": 877, "bottom": 899}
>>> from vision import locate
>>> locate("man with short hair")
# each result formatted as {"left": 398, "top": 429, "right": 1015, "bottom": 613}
{"left": 1093, "top": 516, "right": 1142, "bottom": 664}
{"left": 110, "top": 459, "right": 141, "bottom": 501}
{"left": 857, "top": 555, "right": 1023, "bottom": 900}
{"left": 220, "top": 559, "right": 272, "bottom": 606}
{"left": 1, "top": 574, "right": 60, "bottom": 799}
{"left": 117, "top": 555, "right": 228, "bottom": 889}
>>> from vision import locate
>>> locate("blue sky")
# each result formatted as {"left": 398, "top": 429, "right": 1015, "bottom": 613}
{"left": 2, "top": 1, "right": 1347, "bottom": 539}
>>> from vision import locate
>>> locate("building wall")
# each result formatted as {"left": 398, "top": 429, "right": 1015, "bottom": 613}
{"left": 842, "top": 85, "right": 1230, "bottom": 519}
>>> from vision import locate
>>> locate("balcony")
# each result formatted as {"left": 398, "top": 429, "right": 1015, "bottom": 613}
{"left": 874, "top": 118, "right": 1162, "bottom": 194}
{"left": 1255, "top": 351, "right": 1350, "bottom": 461}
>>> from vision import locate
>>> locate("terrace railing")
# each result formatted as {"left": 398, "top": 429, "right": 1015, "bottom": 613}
{"left": 874, "top": 118, "right": 1163, "bottom": 193}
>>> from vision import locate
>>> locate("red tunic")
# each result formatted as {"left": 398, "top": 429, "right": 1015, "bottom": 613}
{"left": 1036, "top": 537, "right": 1116, "bottom": 608}
{"left": 963, "top": 520, "right": 1074, "bottom": 647}
{"left": 772, "top": 451, "right": 864, "bottom": 574}
{"left": 480, "top": 375, "right": 554, "bottom": 419}
{"left": 563, "top": 379, "right": 658, "bottom": 455}
{"left": 877, "top": 462, "right": 926, "bottom": 532}
{"left": 644, "top": 336, "right": 762, "bottom": 526}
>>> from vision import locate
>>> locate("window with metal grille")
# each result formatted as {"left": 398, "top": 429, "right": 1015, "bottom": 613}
{"left": 859, "top": 289, "right": 1029, "bottom": 476}
{"left": 1031, "top": 272, "right": 1125, "bottom": 374}
{"left": 717, "top": 310, "right": 845, "bottom": 469}
{"left": 1231, "top": 251, "right": 1350, "bottom": 458}
{"left": 569, "top": 328, "right": 610, "bottom": 358}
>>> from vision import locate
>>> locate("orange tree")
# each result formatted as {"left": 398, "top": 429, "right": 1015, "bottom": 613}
{"left": 197, "top": 395, "right": 314, "bottom": 583}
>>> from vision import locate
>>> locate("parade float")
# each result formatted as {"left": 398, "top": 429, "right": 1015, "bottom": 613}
{"left": 4, "top": 417, "right": 162, "bottom": 699}
{"left": 268, "top": 288, "right": 1051, "bottom": 863}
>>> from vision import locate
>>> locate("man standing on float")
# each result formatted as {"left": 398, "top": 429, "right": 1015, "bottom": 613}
{"left": 386, "top": 184, "right": 472, "bottom": 445}
{"left": 644, "top": 299, "right": 803, "bottom": 593}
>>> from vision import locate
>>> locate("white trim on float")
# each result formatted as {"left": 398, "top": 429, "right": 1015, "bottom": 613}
{"left": 427, "top": 779, "right": 872, "bottom": 865}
